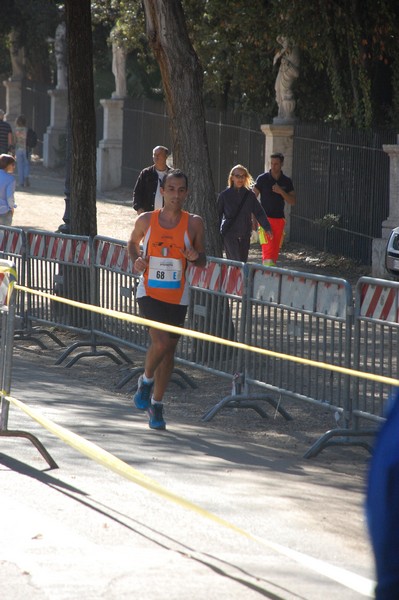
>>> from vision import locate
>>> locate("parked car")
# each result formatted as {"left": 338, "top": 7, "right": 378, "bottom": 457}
{"left": 386, "top": 227, "right": 399, "bottom": 277}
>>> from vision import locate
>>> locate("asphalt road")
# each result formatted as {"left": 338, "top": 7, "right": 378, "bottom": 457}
{"left": 0, "top": 347, "right": 375, "bottom": 600}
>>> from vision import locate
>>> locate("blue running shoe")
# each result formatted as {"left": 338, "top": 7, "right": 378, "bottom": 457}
{"left": 148, "top": 402, "right": 166, "bottom": 430}
{"left": 134, "top": 375, "right": 153, "bottom": 410}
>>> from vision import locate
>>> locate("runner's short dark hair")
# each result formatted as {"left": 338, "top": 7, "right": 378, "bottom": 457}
{"left": 161, "top": 169, "right": 188, "bottom": 189}
{"left": 270, "top": 152, "right": 284, "bottom": 162}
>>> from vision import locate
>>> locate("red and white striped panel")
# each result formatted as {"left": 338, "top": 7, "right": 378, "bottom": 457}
{"left": 95, "top": 240, "right": 133, "bottom": 273}
{"left": 188, "top": 262, "right": 244, "bottom": 295}
{"left": 360, "top": 282, "right": 399, "bottom": 322}
{"left": 0, "top": 229, "right": 24, "bottom": 255}
{"left": 280, "top": 274, "right": 319, "bottom": 310}
{"left": 253, "top": 268, "right": 348, "bottom": 317}
{"left": 220, "top": 265, "right": 244, "bottom": 295}
{"left": 315, "top": 280, "right": 348, "bottom": 318}
{"left": 188, "top": 262, "right": 220, "bottom": 290}
{"left": 253, "top": 270, "right": 280, "bottom": 302}
{"left": 253, "top": 269, "right": 317, "bottom": 309}
{"left": 28, "top": 233, "right": 90, "bottom": 265}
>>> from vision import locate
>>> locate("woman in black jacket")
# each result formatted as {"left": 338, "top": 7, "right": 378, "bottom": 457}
{"left": 218, "top": 164, "right": 272, "bottom": 262}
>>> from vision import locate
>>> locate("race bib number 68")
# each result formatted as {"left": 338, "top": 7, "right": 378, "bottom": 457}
{"left": 148, "top": 256, "right": 182, "bottom": 289}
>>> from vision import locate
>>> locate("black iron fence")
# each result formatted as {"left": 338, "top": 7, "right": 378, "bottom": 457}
{"left": 121, "top": 98, "right": 170, "bottom": 188}
{"left": 121, "top": 97, "right": 265, "bottom": 194}
{"left": 291, "top": 123, "right": 397, "bottom": 264}
{"left": 0, "top": 77, "right": 6, "bottom": 112}
{"left": 14, "top": 84, "right": 399, "bottom": 266}
{"left": 21, "top": 80, "right": 51, "bottom": 158}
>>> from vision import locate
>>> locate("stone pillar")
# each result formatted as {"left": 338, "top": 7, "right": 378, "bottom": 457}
{"left": 260, "top": 123, "right": 294, "bottom": 239}
{"left": 97, "top": 98, "right": 124, "bottom": 192}
{"left": 372, "top": 143, "right": 399, "bottom": 278}
{"left": 3, "top": 79, "right": 22, "bottom": 127}
{"left": 43, "top": 88, "right": 68, "bottom": 168}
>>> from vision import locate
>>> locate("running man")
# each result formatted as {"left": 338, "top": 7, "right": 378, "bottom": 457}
{"left": 127, "top": 169, "right": 206, "bottom": 430}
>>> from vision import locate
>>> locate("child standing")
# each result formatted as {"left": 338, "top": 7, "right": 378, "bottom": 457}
{"left": 0, "top": 154, "right": 16, "bottom": 226}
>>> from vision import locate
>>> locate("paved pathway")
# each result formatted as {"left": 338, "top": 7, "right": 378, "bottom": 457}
{"left": 12, "top": 161, "right": 135, "bottom": 241}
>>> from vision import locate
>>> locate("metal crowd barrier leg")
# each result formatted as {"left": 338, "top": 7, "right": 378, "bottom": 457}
{"left": 0, "top": 430, "right": 58, "bottom": 469}
{"left": 172, "top": 368, "right": 198, "bottom": 389}
{"left": 303, "top": 428, "right": 375, "bottom": 459}
{"left": 14, "top": 326, "right": 66, "bottom": 349}
{"left": 0, "top": 260, "right": 58, "bottom": 469}
{"left": 54, "top": 336, "right": 132, "bottom": 368}
{"left": 201, "top": 389, "right": 292, "bottom": 422}
{"left": 116, "top": 366, "right": 197, "bottom": 393}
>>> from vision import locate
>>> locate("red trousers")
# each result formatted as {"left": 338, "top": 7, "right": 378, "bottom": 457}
{"left": 261, "top": 218, "right": 285, "bottom": 264}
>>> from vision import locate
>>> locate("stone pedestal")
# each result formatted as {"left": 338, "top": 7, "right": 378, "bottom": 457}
{"left": 372, "top": 144, "right": 399, "bottom": 278}
{"left": 97, "top": 98, "right": 124, "bottom": 192}
{"left": 3, "top": 79, "right": 22, "bottom": 126}
{"left": 43, "top": 88, "right": 68, "bottom": 168}
{"left": 260, "top": 123, "right": 294, "bottom": 239}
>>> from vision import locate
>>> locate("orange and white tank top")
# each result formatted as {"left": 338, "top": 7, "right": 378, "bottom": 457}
{"left": 137, "top": 210, "right": 193, "bottom": 305}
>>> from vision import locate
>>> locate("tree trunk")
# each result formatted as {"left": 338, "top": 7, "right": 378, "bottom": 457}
{"left": 142, "top": 0, "right": 222, "bottom": 257}
{"left": 65, "top": 0, "right": 97, "bottom": 237}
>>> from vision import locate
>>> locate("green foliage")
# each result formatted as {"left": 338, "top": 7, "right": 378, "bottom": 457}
{"left": 266, "top": 0, "right": 399, "bottom": 128}
{"left": 98, "top": 0, "right": 398, "bottom": 127}
{"left": 0, "top": 0, "right": 60, "bottom": 82}
{"left": 92, "top": 0, "right": 164, "bottom": 99}
{"left": 314, "top": 213, "right": 341, "bottom": 229}
{"left": 1, "top": 0, "right": 397, "bottom": 127}
{"left": 183, "top": 0, "right": 275, "bottom": 115}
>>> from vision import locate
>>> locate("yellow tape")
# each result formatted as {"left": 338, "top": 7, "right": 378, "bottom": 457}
{"left": 3, "top": 392, "right": 375, "bottom": 596}
{"left": 14, "top": 284, "right": 399, "bottom": 387}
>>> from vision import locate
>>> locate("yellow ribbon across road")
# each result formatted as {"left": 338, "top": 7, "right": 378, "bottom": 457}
{"left": 14, "top": 284, "right": 399, "bottom": 388}
{"left": 2, "top": 284, "right": 383, "bottom": 595}
{"left": 3, "top": 392, "right": 375, "bottom": 597}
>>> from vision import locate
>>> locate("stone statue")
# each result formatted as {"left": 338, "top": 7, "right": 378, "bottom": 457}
{"left": 54, "top": 22, "right": 67, "bottom": 90}
{"left": 111, "top": 40, "right": 127, "bottom": 99}
{"left": 273, "top": 37, "right": 300, "bottom": 124}
{"left": 9, "top": 29, "right": 25, "bottom": 81}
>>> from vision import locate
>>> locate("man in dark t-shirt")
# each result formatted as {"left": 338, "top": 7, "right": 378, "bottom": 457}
{"left": 253, "top": 152, "right": 296, "bottom": 266}
{"left": 0, "top": 110, "right": 12, "bottom": 155}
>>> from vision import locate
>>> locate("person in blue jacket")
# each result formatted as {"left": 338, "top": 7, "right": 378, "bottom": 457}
{"left": 366, "top": 389, "right": 399, "bottom": 599}
{"left": 0, "top": 153, "right": 16, "bottom": 226}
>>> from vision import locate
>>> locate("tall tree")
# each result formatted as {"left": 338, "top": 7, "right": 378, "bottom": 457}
{"left": 142, "top": 0, "right": 222, "bottom": 256}
{"left": 64, "top": 0, "right": 97, "bottom": 236}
